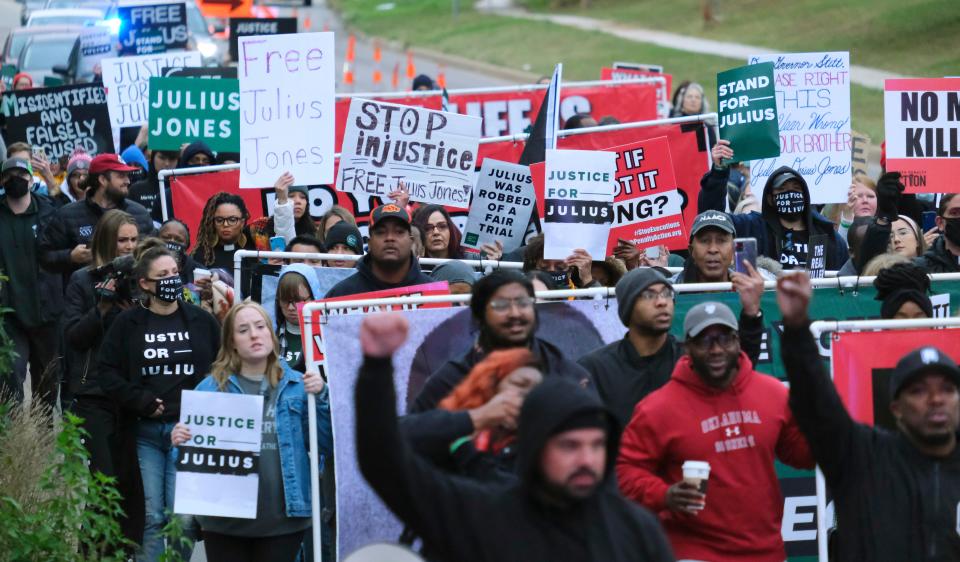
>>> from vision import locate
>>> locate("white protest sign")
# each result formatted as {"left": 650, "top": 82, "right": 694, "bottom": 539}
{"left": 932, "top": 293, "right": 951, "bottom": 318}
{"left": 238, "top": 32, "right": 335, "bottom": 188}
{"left": 101, "top": 51, "right": 201, "bottom": 144}
{"left": 174, "top": 390, "right": 263, "bottom": 518}
{"left": 748, "top": 52, "right": 851, "bottom": 204}
{"left": 462, "top": 159, "right": 534, "bottom": 252}
{"left": 542, "top": 148, "right": 617, "bottom": 260}
{"left": 338, "top": 98, "right": 482, "bottom": 208}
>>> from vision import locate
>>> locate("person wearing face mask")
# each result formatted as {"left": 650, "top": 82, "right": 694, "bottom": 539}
{"left": 916, "top": 192, "right": 960, "bottom": 274}
{"left": 39, "top": 153, "right": 155, "bottom": 281}
{"left": 700, "top": 140, "right": 848, "bottom": 270}
{"left": 521, "top": 234, "right": 600, "bottom": 289}
{"left": 98, "top": 241, "right": 221, "bottom": 562}
{"left": 159, "top": 218, "right": 200, "bottom": 284}
{"left": 55, "top": 150, "right": 92, "bottom": 206}
{"left": 0, "top": 156, "right": 63, "bottom": 408}
{"left": 133, "top": 148, "right": 180, "bottom": 223}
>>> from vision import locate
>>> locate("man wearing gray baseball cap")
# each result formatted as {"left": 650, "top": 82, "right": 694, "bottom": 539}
{"left": 617, "top": 300, "right": 814, "bottom": 560}
{"left": 672, "top": 210, "right": 776, "bottom": 284}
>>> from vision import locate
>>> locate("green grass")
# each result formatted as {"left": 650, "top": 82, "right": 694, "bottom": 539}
{"left": 337, "top": 0, "right": 889, "bottom": 139}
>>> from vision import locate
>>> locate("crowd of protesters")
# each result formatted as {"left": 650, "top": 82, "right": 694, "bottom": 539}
{"left": 2, "top": 29, "right": 960, "bottom": 562}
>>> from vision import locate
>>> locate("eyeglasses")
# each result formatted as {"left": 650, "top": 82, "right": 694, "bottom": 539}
{"left": 424, "top": 222, "right": 449, "bottom": 233}
{"left": 639, "top": 287, "right": 675, "bottom": 301}
{"left": 689, "top": 331, "right": 738, "bottom": 349}
{"left": 214, "top": 216, "right": 243, "bottom": 226}
{"left": 488, "top": 296, "right": 535, "bottom": 312}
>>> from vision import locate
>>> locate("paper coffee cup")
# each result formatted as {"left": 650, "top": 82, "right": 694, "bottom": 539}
{"left": 682, "top": 460, "right": 710, "bottom": 494}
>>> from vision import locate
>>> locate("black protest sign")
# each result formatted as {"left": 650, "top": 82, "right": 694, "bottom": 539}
{"left": 118, "top": 1, "right": 188, "bottom": 56}
{"left": 229, "top": 17, "right": 297, "bottom": 61}
{"left": 1, "top": 84, "right": 115, "bottom": 159}
{"left": 806, "top": 234, "right": 827, "bottom": 278}
{"left": 176, "top": 446, "right": 259, "bottom": 476}
{"left": 162, "top": 66, "right": 238, "bottom": 79}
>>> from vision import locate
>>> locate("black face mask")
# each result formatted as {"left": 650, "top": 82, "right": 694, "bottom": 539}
{"left": 165, "top": 241, "right": 186, "bottom": 266}
{"left": 944, "top": 218, "right": 960, "bottom": 247}
{"left": 3, "top": 175, "right": 30, "bottom": 198}
{"left": 547, "top": 269, "right": 569, "bottom": 289}
{"left": 152, "top": 275, "right": 183, "bottom": 303}
{"left": 773, "top": 191, "right": 805, "bottom": 216}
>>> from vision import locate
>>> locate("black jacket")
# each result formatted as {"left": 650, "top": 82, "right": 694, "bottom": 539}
{"left": 579, "top": 312, "right": 765, "bottom": 428}
{"left": 699, "top": 165, "right": 848, "bottom": 270}
{"left": 782, "top": 323, "right": 960, "bottom": 561}
{"left": 0, "top": 193, "right": 63, "bottom": 325}
{"left": 128, "top": 176, "right": 161, "bottom": 219}
{"left": 410, "top": 337, "right": 594, "bottom": 415}
{"left": 357, "top": 355, "right": 674, "bottom": 562}
{"left": 324, "top": 253, "right": 434, "bottom": 298}
{"left": 62, "top": 268, "right": 124, "bottom": 397}
{"left": 38, "top": 193, "right": 154, "bottom": 275}
{"left": 98, "top": 302, "right": 220, "bottom": 418}
{"left": 915, "top": 236, "right": 960, "bottom": 274}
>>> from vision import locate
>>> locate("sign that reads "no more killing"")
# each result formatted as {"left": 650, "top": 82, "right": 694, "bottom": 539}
{"left": 718, "top": 62, "right": 781, "bottom": 163}
{"left": 884, "top": 78, "right": 960, "bottom": 193}
{"left": 1, "top": 84, "right": 115, "bottom": 159}
{"left": 117, "top": 1, "right": 188, "bottom": 56}
{"left": 339, "top": 98, "right": 483, "bottom": 208}
{"left": 148, "top": 77, "right": 240, "bottom": 152}
{"left": 238, "top": 32, "right": 335, "bottom": 188}
{"left": 542, "top": 149, "right": 617, "bottom": 260}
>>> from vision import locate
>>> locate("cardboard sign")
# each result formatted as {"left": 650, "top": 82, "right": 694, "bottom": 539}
{"left": 102, "top": 51, "right": 202, "bottom": 143}
{"left": 718, "top": 62, "right": 780, "bottom": 163}
{"left": 148, "top": 77, "right": 240, "bottom": 151}
{"left": 748, "top": 52, "right": 851, "bottom": 204}
{"left": 117, "top": 1, "right": 188, "bottom": 56}
{"left": 174, "top": 390, "right": 263, "bottom": 518}
{"left": 606, "top": 136, "right": 687, "bottom": 254}
{"left": 298, "top": 282, "right": 452, "bottom": 373}
{"left": 883, "top": 78, "right": 960, "bottom": 193}
{"left": 229, "top": 17, "right": 297, "bottom": 61}
{"left": 851, "top": 130, "right": 871, "bottom": 177}
{"left": 238, "top": 32, "right": 335, "bottom": 188}
{"left": 462, "top": 159, "right": 534, "bottom": 252}
{"left": 1, "top": 84, "right": 115, "bottom": 159}
{"left": 601, "top": 66, "right": 672, "bottom": 118}
{"left": 338, "top": 98, "right": 482, "bottom": 207}
{"left": 541, "top": 149, "right": 617, "bottom": 260}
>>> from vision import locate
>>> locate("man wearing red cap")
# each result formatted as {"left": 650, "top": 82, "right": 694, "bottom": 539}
{"left": 39, "top": 153, "right": 155, "bottom": 277}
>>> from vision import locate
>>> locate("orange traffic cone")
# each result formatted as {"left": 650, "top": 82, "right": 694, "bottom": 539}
{"left": 304, "top": 15, "right": 312, "bottom": 30}
{"left": 391, "top": 62, "right": 400, "bottom": 90}
{"left": 406, "top": 51, "right": 416, "bottom": 86}
{"left": 436, "top": 64, "right": 447, "bottom": 89}
{"left": 343, "top": 34, "right": 356, "bottom": 88}
{"left": 372, "top": 39, "right": 383, "bottom": 87}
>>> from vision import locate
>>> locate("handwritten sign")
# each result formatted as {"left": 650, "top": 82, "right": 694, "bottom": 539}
{"left": 229, "top": 17, "right": 296, "bottom": 62}
{"left": 717, "top": 62, "right": 780, "bottom": 163}
{"left": 148, "top": 76, "right": 240, "bottom": 151}
{"left": 1, "top": 84, "right": 115, "bottom": 159}
{"left": 174, "top": 390, "right": 263, "bottom": 518}
{"left": 851, "top": 130, "right": 871, "bottom": 177}
{"left": 338, "top": 98, "right": 482, "bottom": 207}
{"left": 606, "top": 136, "right": 687, "bottom": 254}
{"left": 541, "top": 149, "right": 617, "bottom": 260}
{"left": 462, "top": 159, "right": 534, "bottom": 253}
{"left": 749, "top": 52, "right": 851, "bottom": 203}
{"left": 884, "top": 78, "right": 960, "bottom": 193}
{"left": 102, "top": 51, "right": 202, "bottom": 143}
{"left": 238, "top": 32, "right": 335, "bottom": 188}
{"left": 117, "top": 1, "right": 188, "bottom": 56}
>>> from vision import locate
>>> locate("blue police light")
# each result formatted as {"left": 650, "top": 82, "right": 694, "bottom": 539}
{"left": 105, "top": 17, "right": 122, "bottom": 35}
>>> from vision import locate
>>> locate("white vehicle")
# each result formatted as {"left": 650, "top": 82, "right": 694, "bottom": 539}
{"left": 26, "top": 8, "right": 105, "bottom": 28}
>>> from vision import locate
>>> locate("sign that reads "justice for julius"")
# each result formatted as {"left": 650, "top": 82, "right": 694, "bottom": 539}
{"left": 542, "top": 148, "right": 617, "bottom": 260}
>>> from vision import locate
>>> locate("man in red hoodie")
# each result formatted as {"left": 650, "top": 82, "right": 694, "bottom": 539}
{"left": 616, "top": 301, "right": 814, "bottom": 561}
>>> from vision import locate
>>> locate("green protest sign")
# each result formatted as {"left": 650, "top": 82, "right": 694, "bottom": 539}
{"left": 1, "top": 65, "right": 16, "bottom": 90}
{"left": 148, "top": 76, "right": 240, "bottom": 152}
{"left": 717, "top": 62, "right": 780, "bottom": 162}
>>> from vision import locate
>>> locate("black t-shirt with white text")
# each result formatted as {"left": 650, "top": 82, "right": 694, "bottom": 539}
{"left": 139, "top": 310, "right": 195, "bottom": 421}
{"left": 779, "top": 229, "right": 809, "bottom": 269}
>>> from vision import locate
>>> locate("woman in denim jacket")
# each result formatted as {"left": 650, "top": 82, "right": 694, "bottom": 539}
{"left": 171, "top": 301, "right": 333, "bottom": 562}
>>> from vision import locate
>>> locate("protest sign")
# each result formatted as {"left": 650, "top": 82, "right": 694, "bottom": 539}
{"left": 748, "top": 52, "right": 851, "bottom": 203}
{"left": 78, "top": 26, "right": 116, "bottom": 75}
{"left": 334, "top": 94, "right": 443, "bottom": 156}
{"left": 118, "top": 1, "right": 188, "bottom": 56}
{"left": 806, "top": 234, "right": 828, "bottom": 279}
{"left": 606, "top": 136, "right": 687, "bottom": 254}
{"left": 238, "top": 32, "right": 335, "bottom": 188}
{"left": 462, "top": 159, "right": 534, "bottom": 253}
{"left": 174, "top": 390, "right": 263, "bottom": 518}
{"left": 148, "top": 76, "right": 240, "bottom": 152}
{"left": 102, "top": 51, "right": 202, "bottom": 143}
{"left": 1, "top": 84, "right": 115, "bottom": 159}
{"left": 541, "top": 149, "right": 617, "bottom": 260}
{"left": 0, "top": 65, "right": 15, "bottom": 90}
{"left": 163, "top": 66, "right": 238, "bottom": 79}
{"left": 718, "top": 62, "right": 780, "bottom": 163}
{"left": 601, "top": 66, "right": 672, "bottom": 118}
{"left": 851, "top": 131, "right": 870, "bottom": 177}
{"left": 338, "top": 98, "right": 482, "bottom": 207}
{"left": 298, "top": 282, "right": 451, "bottom": 374}
{"left": 229, "top": 17, "right": 297, "bottom": 61}
{"left": 883, "top": 78, "right": 960, "bottom": 193}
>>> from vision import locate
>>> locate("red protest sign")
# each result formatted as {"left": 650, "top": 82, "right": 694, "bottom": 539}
{"left": 883, "top": 78, "right": 960, "bottom": 193}
{"left": 297, "top": 282, "right": 452, "bottom": 373}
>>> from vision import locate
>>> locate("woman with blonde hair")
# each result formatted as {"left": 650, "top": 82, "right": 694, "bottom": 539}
{"left": 171, "top": 301, "right": 332, "bottom": 562}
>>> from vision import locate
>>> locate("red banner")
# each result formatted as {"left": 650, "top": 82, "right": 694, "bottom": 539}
{"left": 832, "top": 328, "right": 960, "bottom": 426}
{"left": 601, "top": 67, "right": 672, "bottom": 117}
{"left": 170, "top": 170, "right": 263, "bottom": 252}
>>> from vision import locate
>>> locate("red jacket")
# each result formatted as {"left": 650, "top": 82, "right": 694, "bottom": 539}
{"left": 616, "top": 352, "right": 814, "bottom": 562}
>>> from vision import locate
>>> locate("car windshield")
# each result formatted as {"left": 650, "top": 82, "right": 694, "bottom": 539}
{"left": 30, "top": 14, "right": 100, "bottom": 26}
{"left": 186, "top": 3, "right": 210, "bottom": 39}
{"left": 7, "top": 35, "right": 30, "bottom": 62}
{"left": 21, "top": 38, "right": 75, "bottom": 71}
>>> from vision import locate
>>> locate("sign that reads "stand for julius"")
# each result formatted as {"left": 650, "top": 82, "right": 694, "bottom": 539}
{"left": 542, "top": 149, "right": 617, "bottom": 260}
{"left": 717, "top": 62, "right": 780, "bottom": 163}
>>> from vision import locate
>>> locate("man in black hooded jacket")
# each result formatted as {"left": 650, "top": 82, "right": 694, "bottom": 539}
{"left": 700, "top": 139, "right": 848, "bottom": 270}
{"left": 356, "top": 312, "right": 674, "bottom": 562}
{"left": 128, "top": 148, "right": 179, "bottom": 221}
{"left": 777, "top": 271, "right": 960, "bottom": 561}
